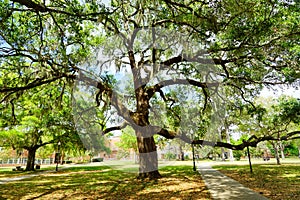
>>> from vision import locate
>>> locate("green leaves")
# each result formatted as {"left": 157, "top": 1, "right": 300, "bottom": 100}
{"left": 0, "top": 0, "right": 299, "bottom": 171}
{"left": 117, "top": 126, "right": 138, "bottom": 153}
{"left": 277, "top": 96, "right": 300, "bottom": 123}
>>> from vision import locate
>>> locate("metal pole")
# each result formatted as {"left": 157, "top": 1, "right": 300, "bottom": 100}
{"left": 247, "top": 146, "right": 253, "bottom": 173}
{"left": 192, "top": 143, "right": 196, "bottom": 172}
{"left": 55, "top": 157, "right": 59, "bottom": 171}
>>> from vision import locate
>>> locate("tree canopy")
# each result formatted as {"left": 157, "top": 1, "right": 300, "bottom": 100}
{"left": 0, "top": 0, "right": 299, "bottom": 178}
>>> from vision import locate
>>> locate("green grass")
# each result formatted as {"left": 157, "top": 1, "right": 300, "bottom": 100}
{"left": 0, "top": 167, "right": 12, "bottom": 172}
{"left": 0, "top": 164, "right": 211, "bottom": 200}
{"left": 213, "top": 163, "right": 300, "bottom": 200}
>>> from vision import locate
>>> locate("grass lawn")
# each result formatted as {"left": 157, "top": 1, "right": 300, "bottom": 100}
{"left": 0, "top": 163, "right": 211, "bottom": 200}
{"left": 213, "top": 163, "right": 300, "bottom": 200}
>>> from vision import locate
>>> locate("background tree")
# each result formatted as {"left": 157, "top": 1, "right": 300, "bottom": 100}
{"left": 116, "top": 127, "right": 138, "bottom": 162}
{"left": 0, "top": 83, "right": 83, "bottom": 170}
{"left": 238, "top": 96, "right": 300, "bottom": 164}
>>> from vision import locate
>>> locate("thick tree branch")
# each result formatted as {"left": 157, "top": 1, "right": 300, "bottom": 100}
{"left": 155, "top": 127, "right": 300, "bottom": 151}
{"left": 77, "top": 72, "right": 135, "bottom": 123}
{"left": 12, "top": 0, "right": 48, "bottom": 12}
{"left": 102, "top": 122, "right": 129, "bottom": 135}
{"left": 160, "top": 52, "right": 248, "bottom": 69}
{"left": 194, "top": 131, "right": 300, "bottom": 150}
{"left": 12, "top": 0, "right": 111, "bottom": 18}
{"left": 0, "top": 75, "right": 71, "bottom": 93}
{"left": 147, "top": 78, "right": 219, "bottom": 98}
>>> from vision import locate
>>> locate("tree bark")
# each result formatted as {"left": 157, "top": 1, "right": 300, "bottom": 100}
{"left": 132, "top": 85, "right": 162, "bottom": 179}
{"left": 134, "top": 151, "right": 138, "bottom": 164}
{"left": 60, "top": 150, "right": 65, "bottom": 164}
{"left": 219, "top": 128, "right": 226, "bottom": 161}
{"left": 225, "top": 129, "right": 234, "bottom": 161}
{"left": 136, "top": 135, "right": 161, "bottom": 179}
{"left": 26, "top": 148, "right": 37, "bottom": 171}
{"left": 272, "top": 143, "right": 281, "bottom": 165}
{"left": 279, "top": 142, "right": 285, "bottom": 159}
{"left": 178, "top": 144, "right": 184, "bottom": 161}
{"left": 228, "top": 149, "right": 234, "bottom": 161}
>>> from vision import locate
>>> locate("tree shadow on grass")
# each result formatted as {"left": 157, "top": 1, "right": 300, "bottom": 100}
{"left": 0, "top": 165, "right": 211, "bottom": 200}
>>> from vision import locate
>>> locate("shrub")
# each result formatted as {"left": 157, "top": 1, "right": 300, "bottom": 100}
{"left": 233, "top": 150, "right": 243, "bottom": 161}
{"left": 92, "top": 158, "right": 104, "bottom": 162}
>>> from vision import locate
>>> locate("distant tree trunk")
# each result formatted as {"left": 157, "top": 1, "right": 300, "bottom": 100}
{"left": 26, "top": 147, "right": 37, "bottom": 171}
{"left": 136, "top": 135, "right": 161, "bottom": 179}
{"left": 225, "top": 130, "right": 234, "bottom": 161}
{"left": 228, "top": 149, "right": 234, "bottom": 161}
{"left": 272, "top": 143, "right": 281, "bottom": 165}
{"left": 298, "top": 146, "right": 300, "bottom": 158}
{"left": 219, "top": 128, "right": 225, "bottom": 161}
{"left": 220, "top": 147, "right": 225, "bottom": 161}
{"left": 60, "top": 150, "right": 65, "bottom": 164}
{"left": 219, "top": 130, "right": 225, "bottom": 161}
{"left": 279, "top": 142, "right": 285, "bottom": 159}
{"left": 134, "top": 151, "right": 139, "bottom": 164}
{"left": 179, "top": 145, "right": 184, "bottom": 161}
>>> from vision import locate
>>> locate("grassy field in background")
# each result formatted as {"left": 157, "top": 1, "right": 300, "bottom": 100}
{"left": 213, "top": 163, "right": 300, "bottom": 200}
{"left": 0, "top": 162, "right": 211, "bottom": 200}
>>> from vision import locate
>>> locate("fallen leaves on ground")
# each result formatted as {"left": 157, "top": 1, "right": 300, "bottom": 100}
{"left": 0, "top": 165, "right": 211, "bottom": 200}
{"left": 215, "top": 164, "right": 300, "bottom": 200}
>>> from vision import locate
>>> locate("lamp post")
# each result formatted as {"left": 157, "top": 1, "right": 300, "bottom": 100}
{"left": 191, "top": 130, "right": 196, "bottom": 172}
{"left": 192, "top": 142, "right": 196, "bottom": 172}
{"left": 55, "top": 141, "right": 61, "bottom": 171}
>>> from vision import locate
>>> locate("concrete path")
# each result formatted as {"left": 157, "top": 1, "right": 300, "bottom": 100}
{"left": 0, "top": 173, "right": 41, "bottom": 184}
{"left": 0, "top": 165, "right": 73, "bottom": 184}
{"left": 0, "top": 163, "right": 97, "bottom": 184}
{"left": 198, "top": 163, "right": 268, "bottom": 200}
{"left": 0, "top": 169, "right": 55, "bottom": 185}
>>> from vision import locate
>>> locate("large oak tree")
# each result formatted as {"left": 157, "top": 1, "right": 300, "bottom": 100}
{"left": 0, "top": 0, "right": 299, "bottom": 178}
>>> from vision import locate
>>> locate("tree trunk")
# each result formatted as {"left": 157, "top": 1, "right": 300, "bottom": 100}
{"left": 279, "top": 142, "right": 285, "bottom": 159}
{"left": 225, "top": 129, "right": 234, "bottom": 161}
{"left": 272, "top": 143, "right": 281, "bottom": 165}
{"left": 133, "top": 86, "right": 161, "bottom": 179}
{"left": 60, "top": 150, "right": 65, "bottom": 164}
{"left": 179, "top": 145, "right": 184, "bottom": 161}
{"left": 134, "top": 151, "right": 138, "bottom": 164}
{"left": 136, "top": 135, "right": 161, "bottom": 179}
{"left": 219, "top": 129, "right": 225, "bottom": 161}
{"left": 228, "top": 149, "right": 234, "bottom": 161}
{"left": 220, "top": 148, "right": 225, "bottom": 161}
{"left": 26, "top": 148, "right": 37, "bottom": 171}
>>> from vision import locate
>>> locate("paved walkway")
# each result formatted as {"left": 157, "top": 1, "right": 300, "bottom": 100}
{"left": 0, "top": 164, "right": 73, "bottom": 184}
{"left": 0, "top": 163, "right": 95, "bottom": 184}
{"left": 0, "top": 169, "right": 54, "bottom": 184}
{"left": 198, "top": 163, "right": 268, "bottom": 200}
